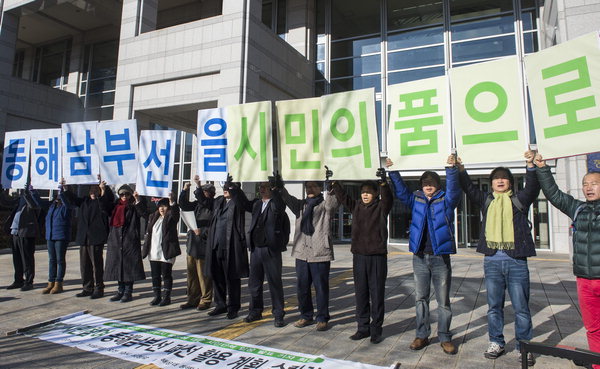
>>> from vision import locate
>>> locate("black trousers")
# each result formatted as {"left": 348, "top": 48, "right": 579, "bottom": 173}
{"left": 211, "top": 251, "right": 241, "bottom": 313}
{"left": 12, "top": 236, "right": 35, "bottom": 285}
{"left": 150, "top": 261, "right": 173, "bottom": 290}
{"left": 353, "top": 253, "right": 387, "bottom": 337}
{"left": 248, "top": 247, "right": 285, "bottom": 319}
{"left": 80, "top": 243, "right": 105, "bottom": 292}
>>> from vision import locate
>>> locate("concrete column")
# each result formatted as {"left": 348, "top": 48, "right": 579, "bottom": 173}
{"left": 0, "top": 8, "right": 18, "bottom": 77}
{"left": 286, "top": 0, "right": 315, "bottom": 60}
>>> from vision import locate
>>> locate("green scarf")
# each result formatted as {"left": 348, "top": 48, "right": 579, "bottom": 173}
{"left": 485, "top": 190, "right": 515, "bottom": 250}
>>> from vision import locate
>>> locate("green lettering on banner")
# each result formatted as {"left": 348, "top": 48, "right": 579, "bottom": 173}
{"left": 312, "top": 109, "right": 320, "bottom": 153}
{"left": 395, "top": 89, "right": 442, "bottom": 156}
{"left": 233, "top": 117, "right": 257, "bottom": 161}
{"left": 358, "top": 101, "right": 372, "bottom": 168}
{"left": 259, "top": 111, "right": 267, "bottom": 171}
{"left": 285, "top": 112, "right": 321, "bottom": 169}
{"left": 465, "top": 81, "right": 508, "bottom": 122}
{"left": 542, "top": 56, "right": 600, "bottom": 138}
{"left": 329, "top": 103, "right": 372, "bottom": 167}
{"left": 285, "top": 114, "right": 306, "bottom": 145}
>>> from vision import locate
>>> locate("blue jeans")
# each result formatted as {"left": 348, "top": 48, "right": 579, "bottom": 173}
{"left": 413, "top": 254, "right": 453, "bottom": 342}
{"left": 484, "top": 257, "right": 532, "bottom": 349}
{"left": 47, "top": 240, "right": 68, "bottom": 282}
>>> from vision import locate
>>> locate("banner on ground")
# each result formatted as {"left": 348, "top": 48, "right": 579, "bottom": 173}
{"left": 136, "top": 130, "right": 177, "bottom": 197}
{"left": 451, "top": 56, "right": 528, "bottom": 164}
{"left": 24, "top": 313, "right": 393, "bottom": 369}
{"left": 525, "top": 31, "right": 600, "bottom": 159}
{"left": 387, "top": 75, "right": 451, "bottom": 170}
{"left": 62, "top": 121, "right": 100, "bottom": 184}
{"left": 30, "top": 129, "right": 62, "bottom": 190}
{"left": 97, "top": 120, "right": 139, "bottom": 185}
{"left": 197, "top": 108, "right": 228, "bottom": 182}
{"left": 1, "top": 130, "right": 31, "bottom": 189}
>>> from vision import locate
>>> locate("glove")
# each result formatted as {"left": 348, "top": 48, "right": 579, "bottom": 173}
{"left": 376, "top": 168, "right": 386, "bottom": 183}
{"left": 268, "top": 170, "right": 284, "bottom": 189}
{"left": 325, "top": 166, "right": 333, "bottom": 180}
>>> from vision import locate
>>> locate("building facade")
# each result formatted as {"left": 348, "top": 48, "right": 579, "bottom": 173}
{"left": 1, "top": 0, "right": 599, "bottom": 253}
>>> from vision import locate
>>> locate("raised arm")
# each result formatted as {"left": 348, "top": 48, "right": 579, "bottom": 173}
{"left": 179, "top": 182, "right": 198, "bottom": 211}
{"left": 457, "top": 157, "right": 486, "bottom": 207}
{"left": 331, "top": 181, "right": 356, "bottom": 211}
{"left": 280, "top": 187, "right": 303, "bottom": 218}
{"left": 515, "top": 150, "right": 541, "bottom": 208}
{"left": 535, "top": 154, "right": 582, "bottom": 218}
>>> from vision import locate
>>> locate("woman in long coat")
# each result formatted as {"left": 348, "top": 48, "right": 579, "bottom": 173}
{"left": 102, "top": 183, "right": 147, "bottom": 303}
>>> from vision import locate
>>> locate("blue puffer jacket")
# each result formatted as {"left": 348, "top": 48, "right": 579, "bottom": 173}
{"left": 389, "top": 167, "right": 461, "bottom": 255}
{"left": 45, "top": 190, "right": 72, "bottom": 241}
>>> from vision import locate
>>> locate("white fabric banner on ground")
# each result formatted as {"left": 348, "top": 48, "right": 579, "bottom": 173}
{"left": 181, "top": 210, "right": 198, "bottom": 231}
{"left": 24, "top": 314, "right": 393, "bottom": 369}
{"left": 387, "top": 75, "right": 451, "bottom": 170}
{"left": 30, "top": 129, "right": 62, "bottom": 190}
{"left": 525, "top": 31, "right": 600, "bottom": 159}
{"left": 1, "top": 130, "right": 31, "bottom": 189}
{"left": 136, "top": 130, "right": 177, "bottom": 197}
{"left": 61, "top": 121, "right": 100, "bottom": 184}
{"left": 197, "top": 108, "right": 228, "bottom": 181}
{"left": 97, "top": 120, "right": 139, "bottom": 185}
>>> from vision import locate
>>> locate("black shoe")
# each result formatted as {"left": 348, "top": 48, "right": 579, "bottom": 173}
{"left": 226, "top": 311, "right": 238, "bottom": 319}
{"left": 90, "top": 290, "right": 104, "bottom": 299}
{"left": 370, "top": 335, "right": 383, "bottom": 344}
{"left": 350, "top": 331, "right": 370, "bottom": 340}
{"left": 274, "top": 318, "right": 285, "bottom": 328}
{"left": 6, "top": 282, "right": 24, "bottom": 290}
{"left": 76, "top": 290, "right": 93, "bottom": 297}
{"left": 208, "top": 307, "right": 227, "bottom": 316}
{"left": 180, "top": 302, "right": 196, "bottom": 310}
{"left": 120, "top": 292, "right": 133, "bottom": 303}
{"left": 158, "top": 295, "right": 171, "bottom": 307}
{"left": 110, "top": 292, "right": 124, "bottom": 301}
{"left": 150, "top": 295, "right": 161, "bottom": 306}
{"left": 20, "top": 284, "right": 33, "bottom": 291}
{"left": 244, "top": 314, "right": 263, "bottom": 323}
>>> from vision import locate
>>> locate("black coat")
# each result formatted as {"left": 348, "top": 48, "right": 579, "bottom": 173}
{"left": 143, "top": 204, "right": 181, "bottom": 260}
{"left": 205, "top": 187, "right": 250, "bottom": 279}
{"left": 179, "top": 188, "right": 214, "bottom": 259}
{"left": 69, "top": 190, "right": 114, "bottom": 246}
{"left": 103, "top": 193, "right": 148, "bottom": 282}
{"left": 247, "top": 190, "right": 289, "bottom": 252}
{"left": 1, "top": 190, "right": 44, "bottom": 239}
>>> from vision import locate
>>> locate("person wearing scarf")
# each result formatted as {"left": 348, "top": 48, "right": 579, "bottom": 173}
{"left": 280, "top": 169, "right": 339, "bottom": 332}
{"left": 458, "top": 151, "right": 540, "bottom": 367}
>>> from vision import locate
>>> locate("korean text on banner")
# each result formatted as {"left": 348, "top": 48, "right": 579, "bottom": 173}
{"left": 321, "top": 88, "right": 380, "bottom": 180}
{"left": 525, "top": 31, "right": 600, "bottom": 159}
{"left": 226, "top": 101, "right": 273, "bottom": 182}
{"left": 30, "top": 129, "right": 62, "bottom": 190}
{"left": 136, "top": 130, "right": 177, "bottom": 197}
{"left": 276, "top": 97, "right": 323, "bottom": 181}
{"left": 451, "top": 56, "right": 527, "bottom": 164}
{"left": 97, "top": 120, "right": 139, "bottom": 185}
{"left": 1, "top": 131, "right": 31, "bottom": 189}
{"left": 197, "top": 108, "right": 228, "bottom": 181}
{"left": 62, "top": 121, "right": 100, "bottom": 184}
{"left": 387, "top": 76, "right": 451, "bottom": 170}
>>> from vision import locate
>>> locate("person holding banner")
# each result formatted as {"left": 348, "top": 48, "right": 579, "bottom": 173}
{"left": 243, "top": 177, "right": 290, "bottom": 328}
{"left": 458, "top": 151, "right": 539, "bottom": 366}
{"left": 387, "top": 156, "right": 460, "bottom": 355}
{"left": 279, "top": 170, "right": 338, "bottom": 332}
{"left": 0, "top": 184, "right": 44, "bottom": 291}
{"left": 102, "top": 183, "right": 147, "bottom": 303}
{"left": 178, "top": 176, "right": 215, "bottom": 311}
{"left": 331, "top": 168, "right": 393, "bottom": 344}
{"left": 69, "top": 178, "right": 114, "bottom": 299}
{"left": 143, "top": 194, "right": 181, "bottom": 307}
{"left": 41, "top": 179, "right": 74, "bottom": 295}
{"left": 535, "top": 154, "right": 600, "bottom": 368}
{"left": 205, "top": 178, "right": 250, "bottom": 319}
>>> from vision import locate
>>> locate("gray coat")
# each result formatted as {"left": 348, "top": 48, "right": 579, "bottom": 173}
{"left": 281, "top": 188, "right": 338, "bottom": 262}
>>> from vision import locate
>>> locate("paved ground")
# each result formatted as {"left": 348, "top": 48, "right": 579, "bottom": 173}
{"left": 0, "top": 243, "right": 590, "bottom": 369}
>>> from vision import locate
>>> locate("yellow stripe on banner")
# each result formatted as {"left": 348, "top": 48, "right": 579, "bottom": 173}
{"left": 209, "top": 269, "right": 354, "bottom": 340}
{"left": 389, "top": 251, "right": 569, "bottom": 262}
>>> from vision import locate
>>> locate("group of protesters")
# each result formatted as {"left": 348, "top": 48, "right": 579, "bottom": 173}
{"left": 1, "top": 149, "right": 599, "bottom": 368}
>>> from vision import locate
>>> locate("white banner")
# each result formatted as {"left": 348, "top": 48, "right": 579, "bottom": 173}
{"left": 97, "top": 120, "right": 139, "bottom": 185}
{"left": 24, "top": 314, "right": 392, "bottom": 369}
{"left": 1, "top": 130, "right": 31, "bottom": 189}
{"left": 136, "top": 130, "right": 177, "bottom": 197}
{"left": 62, "top": 121, "right": 100, "bottom": 184}
{"left": 197, "top": 108, "right": 228, "bottom": 181}
{"left": 30, "top": 129, "right": 62, "bottom": 190}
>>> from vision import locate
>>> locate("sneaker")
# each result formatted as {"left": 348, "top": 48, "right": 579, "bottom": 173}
{"left": 293, "top": 318, "right": 314, "bottom": 328}
{"left": 484, "top": 342, "right": 505, "bottom": 359}
{"left": 518, "top": 351, "right": 536, "bottom": 367}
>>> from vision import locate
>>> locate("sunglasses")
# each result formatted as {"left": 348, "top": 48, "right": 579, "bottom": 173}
{"left": 119, "top": 192, "right": 131, "bottom": 197}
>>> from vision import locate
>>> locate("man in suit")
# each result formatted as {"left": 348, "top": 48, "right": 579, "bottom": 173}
{"left": 243, "top": 177, "right": 290, "bottom": 327}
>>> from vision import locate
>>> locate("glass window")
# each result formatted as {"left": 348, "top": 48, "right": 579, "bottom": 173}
{"left": 451, "top": 15, "right": 515, "bottom": 41}
{"left": 388, "top": 45, "right": 444, "bottom": 71}
{"left": 86, "top": 92, "right": 115, "bottom": 108}
{"left": 155, "top": 0, "right": 223, "bottom": 31}
{"left": 331, "top": 0, "right": 379, "bottom": 40}
{"left": 330, "top": 74, "right": 381, "bottom": 93}
{"left": 522, "top": 10, "right": 537, "bottom": 31}
{"left": 388, "top": 66, "right": 445, "bottom": 85}
{"left": 523, "top": 32, "right": 539, "bottom": 54}
{"left": 387, "top": 0, "right": 443, "bottom": 32}
{"left": 331, "top": 55, "right": 381, "bottom": 78}
{"left": 450, "top": 0, "right": 513, "bottom": 21}
{"left": 317, "top": 44, "right": 325, "bottom": 60}
{"left": 452, "top": 35, "right": 516, "bottom": 63}
{"left": 388, "top": 26, "right": 444, "bottom": 51}
{"left": 89, "top": 78, "right": 116, "bottom": 94}
{"left": 262, "top": 1, "right": 273, "bottom": 28}
{"left": 90, "top": 41, "right": 118, "bottom": 80}
{"left": 331, "top": 36, "right": 381, "bottom": 59}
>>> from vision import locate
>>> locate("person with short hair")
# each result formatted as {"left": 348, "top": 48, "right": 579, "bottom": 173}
{"left": 535, "top": 153, "right": 600, "bottom": 368}
{"left": 331, "top": 168, "right": 393, "bottom": 344}
{"left": 387, "top": 155, "right": 461, "bottom": 355}
{"left": 458, "top": 151, "right": 539, "bottom": 367}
